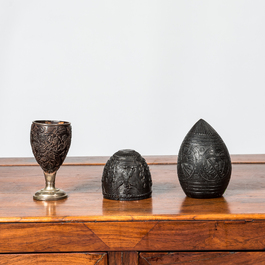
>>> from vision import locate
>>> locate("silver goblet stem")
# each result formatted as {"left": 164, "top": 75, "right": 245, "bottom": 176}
{"left": 44, "top": 172, "right": 56, "bottom": 191}
{"left": 33, "top": 171, "right": 68, "bottom": 201}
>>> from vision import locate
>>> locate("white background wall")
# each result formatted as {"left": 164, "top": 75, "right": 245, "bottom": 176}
{"left": 1, "top": 0, "right": 265, "bottom": 157}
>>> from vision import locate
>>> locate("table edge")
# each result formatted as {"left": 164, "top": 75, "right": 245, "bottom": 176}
{"left": 0, "top": 154, "right": 265, "bottom": 166}
{"left": 0, "top": 214, "right": 264, "bottom": 223}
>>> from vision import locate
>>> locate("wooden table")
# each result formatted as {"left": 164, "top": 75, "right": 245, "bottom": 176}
{"left": 1, "top": 155, "right": 265, "bottom": 264}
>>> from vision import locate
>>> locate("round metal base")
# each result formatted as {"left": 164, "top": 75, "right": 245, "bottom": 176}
{"left": 33, "top": 188, "right": 68, "bottom": 201}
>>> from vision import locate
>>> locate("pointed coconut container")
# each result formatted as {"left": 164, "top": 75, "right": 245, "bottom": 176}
{"left": 177, "top": 119, "right": 232, "bottom": 198}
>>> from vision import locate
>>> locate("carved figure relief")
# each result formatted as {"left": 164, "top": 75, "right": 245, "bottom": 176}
{"left": 30, "top": 121, "right": 72, "bottom": 173}
{"left": 177, "top": 119, "right": 232, "bottom": 198}
{"left": 102, "top": 149, "right": 152, "bottom": 201}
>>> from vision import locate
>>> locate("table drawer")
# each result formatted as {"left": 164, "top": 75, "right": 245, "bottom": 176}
{"left": 0, "top": 253, "right": 107, "bottom": 265}
{"left": 139, "top": 252, "right": 265, "bottom": 265}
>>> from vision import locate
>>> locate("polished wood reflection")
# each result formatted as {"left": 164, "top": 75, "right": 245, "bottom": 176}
{"left": 1, "top": 158, "right": 265, "bottom": 222}
{"left": 1, "top": 155, "right": 265, "bottom": 255}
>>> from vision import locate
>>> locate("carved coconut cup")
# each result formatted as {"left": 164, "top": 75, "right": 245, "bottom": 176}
{"left": 30, "top": 120, "right": 72, "bottom": 201}
{"left": 102, "top": 149, "right": 152, "bottom": 201}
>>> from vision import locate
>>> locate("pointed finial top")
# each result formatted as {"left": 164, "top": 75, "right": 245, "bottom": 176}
{"left": 189, "top": 119, "right": 217, "bottom": 135}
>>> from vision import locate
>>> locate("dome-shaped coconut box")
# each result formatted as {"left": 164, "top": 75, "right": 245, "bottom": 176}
{"left": 177, "top": 119, "right": 232, "bottom": 199}
{"left": 102, "top": 149, "right": 152, "bottom": 201}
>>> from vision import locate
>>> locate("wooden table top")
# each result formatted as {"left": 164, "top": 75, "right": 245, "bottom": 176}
{"left": 1, "top": 154, "right": 265, "bottom": 223}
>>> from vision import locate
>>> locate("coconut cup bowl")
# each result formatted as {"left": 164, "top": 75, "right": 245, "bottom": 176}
{"left": 30, "top": 120, "right": 72, "bottom": 201}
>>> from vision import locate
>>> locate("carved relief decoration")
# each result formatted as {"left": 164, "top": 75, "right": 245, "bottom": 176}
{"left": 102, "top": 149, "right": 152, "bottom": 201}
{"left": 177, "top": 119, "right": 232, "bottom": 198}
{"left": 30, "top": 121, "right": 72, "bottom": 173}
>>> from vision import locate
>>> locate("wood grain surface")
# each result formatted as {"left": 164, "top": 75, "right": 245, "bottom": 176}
{"left": 0, "top": 154, "right": 265, "bottom": 166}
{"left": 0, "top": 253, "right": 107, "bottom": 265}
{"left": 108, "top": 252, "right": 138, "bottom": 265}
{"left": 1, "top": 155, "right": 265, "bottom": 255}
{"left": 2, "top": 220, "right": 265, "bottom": 252}
{"left": 1, "top": 161, "right": 265, "bottom": 222}
{"left": 139, "top": 252, "right": 265, "bottom": 265}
